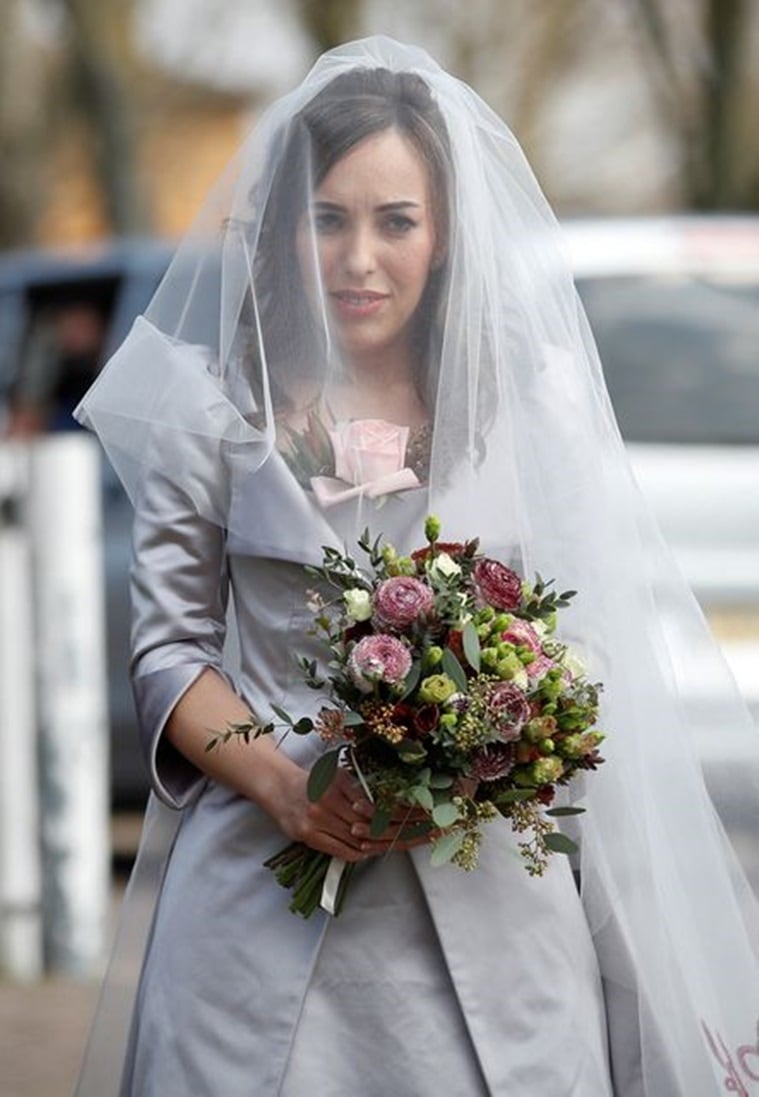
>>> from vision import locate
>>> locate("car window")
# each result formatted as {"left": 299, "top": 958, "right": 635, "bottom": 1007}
{"left": 576, "top": 274, "right": 759, "bottom": 445}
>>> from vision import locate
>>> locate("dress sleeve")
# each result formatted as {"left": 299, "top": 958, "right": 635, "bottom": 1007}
{"left": 130, "top": 470, "right": 230, "bottom": 809}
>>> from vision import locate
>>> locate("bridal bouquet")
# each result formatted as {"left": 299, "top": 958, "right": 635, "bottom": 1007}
{"left": 209, "top": 516, "right": 605, "bottom": 917}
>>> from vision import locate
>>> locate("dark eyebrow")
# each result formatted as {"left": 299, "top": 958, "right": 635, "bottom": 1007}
{"left": 311, "top": 199, "right": 422, "bottom": 212}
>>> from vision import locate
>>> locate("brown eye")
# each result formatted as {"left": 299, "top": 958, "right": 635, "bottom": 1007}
{"left": 384, "top": 214, "right": 417, "bottom": 235}
{"left": 313, "top": 211, "right": 343, "bottom": 234}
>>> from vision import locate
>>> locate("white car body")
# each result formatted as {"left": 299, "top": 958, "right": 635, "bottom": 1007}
{"left": 564, "top": 217, "right": 759, "bottom": 726}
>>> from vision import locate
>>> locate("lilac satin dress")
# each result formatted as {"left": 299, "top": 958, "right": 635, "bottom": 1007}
{"left": 119, "top": 452, "right": 615, "bottom": 1096}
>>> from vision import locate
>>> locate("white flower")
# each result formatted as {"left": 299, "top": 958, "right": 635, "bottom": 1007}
{"left": 343, "top": 588, "right": 372, "bottom": 622}
{"left": 306, "top": 589, "right": 326, "bottom": 613}
{"left": 562, "top": 649, "right": 587, "bottom": 679}
{"left": 428, "top": 552, "right": 461, "bottom": 581}
{"left": 513, "top": 668, "right": 529, "bottom": 690}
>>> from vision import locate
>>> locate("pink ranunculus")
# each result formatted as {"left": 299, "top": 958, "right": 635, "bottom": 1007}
{"left": 473, "top": 558, "right": 522, "bottom": 611}
{"left": 527, "top": 654, "right": 556, "bottom": 681}
{"left": 330, "top": 419, "right": 409, "bottom": 486}
{"left": 500, "top": 618, "right": 541, "bottom": 653}
{"left": 488, "top": 681, "right": 531, "bottom": 741}
{"left": 373, "top": 576, "right": 434, "bottom": 631}
{"left": 348, "top": 634, "right": 412, "bottom": 692}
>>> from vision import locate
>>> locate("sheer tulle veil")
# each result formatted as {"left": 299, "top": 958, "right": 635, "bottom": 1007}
{"left": 75, "top": 35, "right": 759, "bottom": 1095}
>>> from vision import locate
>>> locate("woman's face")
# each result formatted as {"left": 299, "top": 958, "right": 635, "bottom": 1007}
{"left": 297, "top": 127, "right": 439, "bottom": 369}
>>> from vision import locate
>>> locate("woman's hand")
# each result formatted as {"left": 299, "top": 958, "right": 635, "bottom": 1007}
{"left": 273, "top": 764, "right": 434, "bottom": 864}
{"left": 164, "top": 669, "right": 436, "bottom": 862}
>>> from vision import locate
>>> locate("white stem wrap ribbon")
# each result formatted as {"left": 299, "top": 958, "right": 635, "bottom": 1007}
{"left": 320, "top": 749, "right": 375, "bottom": 915}
{"left": 320, "top": 856, "right": 347, "bottom": 916}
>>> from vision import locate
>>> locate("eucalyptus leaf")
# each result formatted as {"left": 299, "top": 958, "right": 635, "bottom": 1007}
{"left": 401, "top": 660, "right": 422, "bottom": 699}
{"left": 369, "top": 809, "right": 391, "bottom": 838}
{"left": 293, "top": 717, "right": 314, "bottom": 736}
{"left": 429, "top": 773, "right": 453, "bottom": 789}
{"left": 342, "top": 710, "right": 365, "bottom": 727}
{"left": 494, "top": 788, "right": 536, "bottom": 804}
{"left": 545, "top": 806, "right": 586, "bottom": 817}
{"left": 441, "top": 648, "right": 468, "bottom": 693}
{"left": 270, "top": 704, "right": 293, "bottom": 726}
{"left": 544, "top": 831, "right": 579, "bottom": 855}
{"left": 411, "top": 785, "right": 435, "bottom": 812}
{"left": 430, "top": 831, "right": 466, "bottom": 867}
{"left": 400, "top": 821, "right": 433, "bottom": 841}
{"left": 432, "top": 801, "right": 461, "bottom": 828}
{"left": 462, "top": 621, "right": 481, "bottom": 673}
{"left": 398, "top": 740, "right": 428, "bottom": 763}
{"left": 307, "top": 749, "right": 341, "bottom": 802}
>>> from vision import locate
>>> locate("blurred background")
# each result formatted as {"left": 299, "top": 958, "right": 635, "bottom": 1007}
{"left": 1, "top": 2, "right": 758, "bottom": 1094}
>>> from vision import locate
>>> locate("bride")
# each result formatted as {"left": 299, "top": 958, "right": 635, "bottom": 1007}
{"left": 76, "top": 36, "right": 759, "bottom": 1096}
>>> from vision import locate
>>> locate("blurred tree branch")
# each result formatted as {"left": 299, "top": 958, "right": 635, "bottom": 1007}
{"left": 0, "top": 0, "right": 48, "bottom": 246}
{"left": 58, "top": 0, "right": 150, "bottom": 233}
{"left": 627, "top": 0, "right": 758, "bottom": 208}
{"left": 293, "top": 0, "right": 362, "bottom": 53}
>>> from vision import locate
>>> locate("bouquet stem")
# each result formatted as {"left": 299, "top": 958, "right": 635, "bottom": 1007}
{"left": 264, "top": 842, "right": 356, "bottom": 918}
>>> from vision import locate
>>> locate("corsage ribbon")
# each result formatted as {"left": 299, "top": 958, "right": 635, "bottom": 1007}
{"left": 310, "top": 467, "right": 419, "bottom": 508}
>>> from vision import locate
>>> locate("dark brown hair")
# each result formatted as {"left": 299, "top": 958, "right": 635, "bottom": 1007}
{"left": 246, "top": 67, "right": 453, "bottom": 407}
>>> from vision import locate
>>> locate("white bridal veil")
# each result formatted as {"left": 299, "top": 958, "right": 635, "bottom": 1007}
{"left": 76, "top": 36, "right": 759, "bottom": 1095}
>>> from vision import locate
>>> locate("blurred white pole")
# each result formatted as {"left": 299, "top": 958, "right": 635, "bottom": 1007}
{"left": 28, "top": 434, "right": 109, "bottom": 976}
{"left": 0, "top": 444, "right": 43, "bottom": 980}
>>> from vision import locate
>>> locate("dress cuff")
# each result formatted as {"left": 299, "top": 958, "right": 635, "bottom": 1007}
{"left": 132, "top": 663, "right": 213, "bottom": 809}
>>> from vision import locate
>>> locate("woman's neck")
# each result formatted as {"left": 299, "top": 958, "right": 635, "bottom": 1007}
{"left": 327, "top": 345, "right": 427, "bottom": 428}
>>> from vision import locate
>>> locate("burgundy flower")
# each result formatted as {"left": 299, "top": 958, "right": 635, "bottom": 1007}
{"left": 446, "top": 629, "right": 465, "bottom": 662}
{"left": 469, "top": 742, "right": 516, "bottom": 782}
{"left": 373, "top": 576, "right": 434, "bottom": 631}
{"left": 473, "top": 558, "right": 522, "bottom": 611}
{"left": 411, "top": 541, "right": 467, "bottom": 567}
{"left": 412, "top": 703, "right": 440, "bottom": 737}
{"left": 348, "top": 634, "right": 412, "bottom": 691}
{"left": 488, "top": 682, "right": 531, "bottom": 741}
{"left": 343, "top": 619, "right": 373, "bottom": 644}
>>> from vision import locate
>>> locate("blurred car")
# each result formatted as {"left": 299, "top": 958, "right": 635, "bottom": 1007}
{"left": 567, "top": 216, "right": 759, "bottom": 886}
{"left": 2, "top": 221, "right": 758, "bottom": 811}
{"left": 0, "top": 240, "right": 173, "bottom": 805}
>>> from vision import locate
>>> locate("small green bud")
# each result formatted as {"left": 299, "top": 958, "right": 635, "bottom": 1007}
{"left": 475, "top": 606, "right": 495, "bottom": 624}
{"left": 424, "top": 514, "right": 442, "bottom": 543}
{"left": 424, "top": 645, "right": 443, "bottom": 668}
{"left": 481, "top": 646, "right": 500, "bottom": 668}
{"left": 439, "top": 712, "right": 458, "bottom": 730}
{"left": 496, "top": 652, "right": 524, "bottom": 680}
{"left": 538, "top": 738, "right": 555, "bottom": 755}
{"left": 493, "top": 614, "right": 512, "bottom": 633}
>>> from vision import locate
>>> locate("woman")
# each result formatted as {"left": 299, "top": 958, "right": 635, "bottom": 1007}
{"left": 76, "top": 37, "right": 759, "bottom": 1096}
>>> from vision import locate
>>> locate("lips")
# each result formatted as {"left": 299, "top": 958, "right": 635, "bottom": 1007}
{"left": 330, "top": 290, "right": 389, "bottom": 317}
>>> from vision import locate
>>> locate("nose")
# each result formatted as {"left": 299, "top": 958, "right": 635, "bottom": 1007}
{"left": 342, "top": 223, "right": 376, "bottom": 279}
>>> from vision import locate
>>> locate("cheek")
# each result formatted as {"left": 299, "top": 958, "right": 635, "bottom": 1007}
{"left": 398, "top": 241, "right": 436, "bottom": 297}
